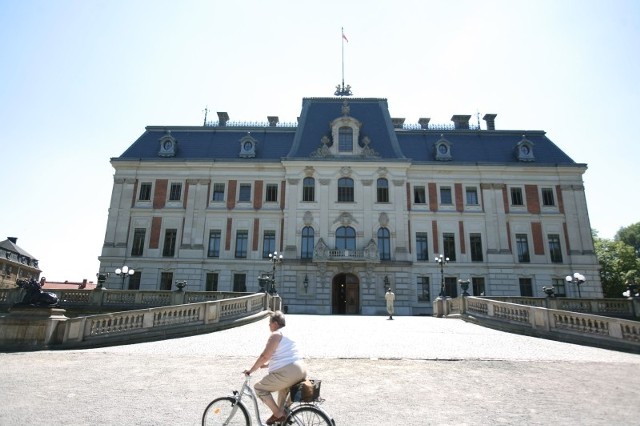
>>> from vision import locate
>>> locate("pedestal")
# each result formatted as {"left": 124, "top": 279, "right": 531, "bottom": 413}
{"left": 0, "top": 306, "right": 68, "bottom": 350}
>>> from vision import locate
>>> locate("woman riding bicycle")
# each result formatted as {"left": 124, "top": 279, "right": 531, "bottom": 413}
{"left": 243, "top": 310, "right": 307, "bottom": 425}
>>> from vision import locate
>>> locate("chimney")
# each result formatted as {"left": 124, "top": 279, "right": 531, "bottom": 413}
{"left": 418, "top": 118, "right": 431, "bottom": 129}
{"left": 451, "top": 115, "right": 471, "bottom": 130}
{"left": 391, "top": 118, "right": 405, "bottom": 129}
{"left": 8, "top": 237, "right": 17, "bottom": 244}
{"left": 217, "top": 112, "right": 229, "bottom": 126}
{"left": 483, "top": 113, "right": 497, "bottom": 130}
{"left": 267, "top": 116, "right": 279, "bottom": 127}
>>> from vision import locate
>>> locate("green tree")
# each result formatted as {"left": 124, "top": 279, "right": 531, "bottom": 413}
{"left": 594, "top": 236, "right": 640, "bottom": 298}
{"left": 615, "top": 222, "right": 640, "bottom": 257}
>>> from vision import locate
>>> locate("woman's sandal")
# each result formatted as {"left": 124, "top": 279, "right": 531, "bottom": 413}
{"left": 266, "top": 413, "right": 286, "bottom": 425}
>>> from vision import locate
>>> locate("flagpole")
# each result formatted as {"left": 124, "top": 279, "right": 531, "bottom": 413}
{"left": 334, "top": 27, "right": 352, "bottom": 96}
{"left": 341, "top": 27, "right": 345, "bottom": 89}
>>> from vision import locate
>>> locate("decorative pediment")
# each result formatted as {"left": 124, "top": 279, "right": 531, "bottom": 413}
{"left": 333, "top": 212, "right": 358, "bottom": 226}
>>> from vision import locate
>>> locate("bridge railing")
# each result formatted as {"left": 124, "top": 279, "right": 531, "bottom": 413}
{"left": 480, "top": 296, "right": 637, "bottom": 318}
{"left": 0, "top": 287, "right": 253, "bottom": 311}
{"left": 60, "top": 292, "right": 273, "bottom": 348}
{"left": 460, "top": 296, "right": 640, "bottom": 353}
{"left": 0, "top": 288, "right": 282, "bottom": 350}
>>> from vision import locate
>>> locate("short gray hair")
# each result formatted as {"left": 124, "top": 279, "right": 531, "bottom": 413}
{"left": 270, "top": 310, "right": 286, "bottom": 327}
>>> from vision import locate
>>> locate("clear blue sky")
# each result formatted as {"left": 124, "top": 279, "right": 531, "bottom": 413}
{"left": 1, "top": 0, "right": 638, "bottom": 282}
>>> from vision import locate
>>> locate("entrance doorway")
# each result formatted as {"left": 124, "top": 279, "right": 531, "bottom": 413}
{"left": 332, "top": 273, "right": 360, "bottom": 315}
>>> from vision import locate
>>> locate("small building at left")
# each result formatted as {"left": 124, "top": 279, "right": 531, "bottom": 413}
{"left": 0, "top": 237, "right": 41, "bottom": 289}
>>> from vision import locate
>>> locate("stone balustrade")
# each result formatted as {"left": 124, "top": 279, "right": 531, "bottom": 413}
{"left": 0, "top": 287, "right": 252, "bottom": 312}
{"left": 0, "top": 291, "right": 281, "bottom": 350}
{"left": 460, "top": 296, "right": 640, "bottom": 353}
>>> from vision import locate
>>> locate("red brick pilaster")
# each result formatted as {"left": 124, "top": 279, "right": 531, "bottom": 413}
{"left": 153, "top": 179, "right": 167, "bottom": 209}
{"left": 525, "top": 185, "right": 540, "bottom": 214}
{"left": 531, "top": 222, "right": 544, "bottom": 255}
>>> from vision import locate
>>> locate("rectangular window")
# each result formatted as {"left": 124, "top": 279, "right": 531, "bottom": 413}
{"left": 206, "top": 273, "right": 218, "bottom": 291}
{"left": 548, "top": 234, "right": 563, "bottom": 263}
{"left": 470, "top": 233, "right": 483, "bottom": 262}
{"left": 443, "top": 233, "right": 456, "bottom": 261}
{"left": 440, "top": 187, "right": 452, "bottom": 205}
{"left": 207, "top": 230, "right": 221, "bottom": 258}
{"left": 238, "top": 184, "right": 251, "bottom": 202}
{"left": 169, "top": 183, "right": 182, "bottom": 201}
{"left": 516, "top": 234, "right": 530, "bottom": 263}
{"left": 416, "top": 232, "right": 429, "bottom": 261}
{"left": 337, "top": 178, "right": 354, "bottom": 202}
{"left": 131, "top": 228, "right": 146, "bottom": 257}
{"left": 519, "top": 278, "right": 533, "bottom": 297}
{"left": 338, "top": 127, "right": 353, "bottom": 152}
{"left": 160, "top": 272, "right": 173, "bottom": 290}
{"left": 162, "top": 229, "right": 177, "bottom": 257}
{"left": 139, "top": 183, "right": 152, "bottom": 201}
{"left": 212, "top": 183, "right": 225, "bottom": 201}
{"left": 552, "top": 278, "right": 566, "bottom": 297}
{"left": 465, "top": 187, "right": 479, "bottom": 205}
{"left": 263, "top": 231, "right": 276, "bottom": 258}
{"left": 472, "top": 277, "right": 485, "bottom": 296}
{"left": 235, "top": 230, "right": 248, "bottom": 258}
{"left": 265, "top": 184, "right": 278, "bottom": 202}
{"left": 511, "top": 187, "right": 523, "bottom": 206}
{"left": 542, "top": 188, "right": 555, "bottom": 206}
{"left": 128, "top": 271, "right": 141, "bottom": 290}
{"left": 417, "top": 276, "right": 430, "bottom": 302}
{"left": 233, "top": 273, "right": 247, "bottom": 292}
{"left": 444, "top": 276, "right": 458, "bottom": 298}
{"left": 376, "top": 179, "right": 389, "bottom": 203}
{"left": 414, "top": 186, "right": 426, "bottom": 204}
{"left": 302, "top": 177, "right": 315, "bottom": 202}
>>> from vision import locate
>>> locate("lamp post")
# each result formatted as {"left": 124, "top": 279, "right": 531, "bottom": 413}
{"left": 435, "top": 254, "right": 449, "bottom": 298}
{"left": 565, "top": 272, "right": 585, "bottom": 298}
{"left": 115, "top": 265, "right": 135, "bottom": 290}
{"left": 268, "top": 251, "right": 283, "bottom": 295}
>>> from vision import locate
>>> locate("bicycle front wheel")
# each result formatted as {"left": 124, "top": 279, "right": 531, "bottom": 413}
{"left": 286, "top": 405, "right": 333, "bottom": 426}
{"left": 202, "top": 396, "right": 250, "bottom": 426}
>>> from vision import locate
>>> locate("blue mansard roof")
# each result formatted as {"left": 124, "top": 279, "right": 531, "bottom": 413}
{"left": 114, "top": 97, "right": 578, "bottom": 167}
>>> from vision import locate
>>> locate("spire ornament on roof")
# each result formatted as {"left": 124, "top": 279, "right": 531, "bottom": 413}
{"left": 334, "top": 27, "right": 353, "bottom": 97}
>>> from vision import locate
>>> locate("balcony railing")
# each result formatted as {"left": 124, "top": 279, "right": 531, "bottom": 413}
{"left": 314, "top": 248, "right": 379, "bottom": 262}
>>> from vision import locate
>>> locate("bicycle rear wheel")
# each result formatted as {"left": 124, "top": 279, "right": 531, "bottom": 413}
{"left": 202, "top": 396, "right": 250, "bottom": 426}
{"left": 286, "top": 405, "right": 333, "bottom": 426}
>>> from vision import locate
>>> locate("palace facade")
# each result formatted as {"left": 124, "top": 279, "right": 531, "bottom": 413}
{"left": 98, "top": 97, "right": 600, "bottom": 315}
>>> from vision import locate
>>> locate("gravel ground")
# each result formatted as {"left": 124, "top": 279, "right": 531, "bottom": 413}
{"left": 1, "top": 315, "right": 639, "bottom": 425}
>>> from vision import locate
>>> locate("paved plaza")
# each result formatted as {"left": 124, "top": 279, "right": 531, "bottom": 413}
{"left": 1, "top": 314, "right": 640, "bottom": 425}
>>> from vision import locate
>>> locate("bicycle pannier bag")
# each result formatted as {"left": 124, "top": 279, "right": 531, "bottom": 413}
{"left": 290, "top": 379, "right": 321, "bottom": 402}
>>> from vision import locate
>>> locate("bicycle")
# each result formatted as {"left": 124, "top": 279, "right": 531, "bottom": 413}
{"left": 202, "top": 374, "right": 335, "bottom": 426}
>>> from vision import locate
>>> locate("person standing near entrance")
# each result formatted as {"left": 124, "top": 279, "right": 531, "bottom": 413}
{"left": 385, "top": 287, "right": 395, "bottom": 320}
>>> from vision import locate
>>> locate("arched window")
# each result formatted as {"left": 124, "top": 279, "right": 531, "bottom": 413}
{"left": 338, "top": 177, "right": 354, "bottom": 202}
{"left": 377, "top": 178, "right": 389, "bottom": 203}
{"left": 378, "top": 227, "right": 391, "bottom": 260}
{"left": 301, "top": 226, "right": 314, "bottom": 259}
{"left": 302, "top": 177, "right": 315, "bottom": 202}
{"left": 335, "top": 226, "right": 356, "bottom": 251}
{"left": 338, "top": 127, "right": 353, "bottom": 152}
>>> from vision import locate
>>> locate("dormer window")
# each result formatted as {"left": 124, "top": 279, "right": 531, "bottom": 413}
{"left": 239, "top": 133, "right": 257, "bottom": 158}
{"left": 329, "top": 105, "right": 362, "bottom": 155}
{"left": 339, "top": 127, "right": 353, "bottom": 152}
{"left": 516, "top": 136, "right": 535, "bottom": 162}
{"left": 158, "top": 131, "right": 177, "bottom": 157}
{"left": 434, "top": 135, "right": 452, "bottom": 161}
